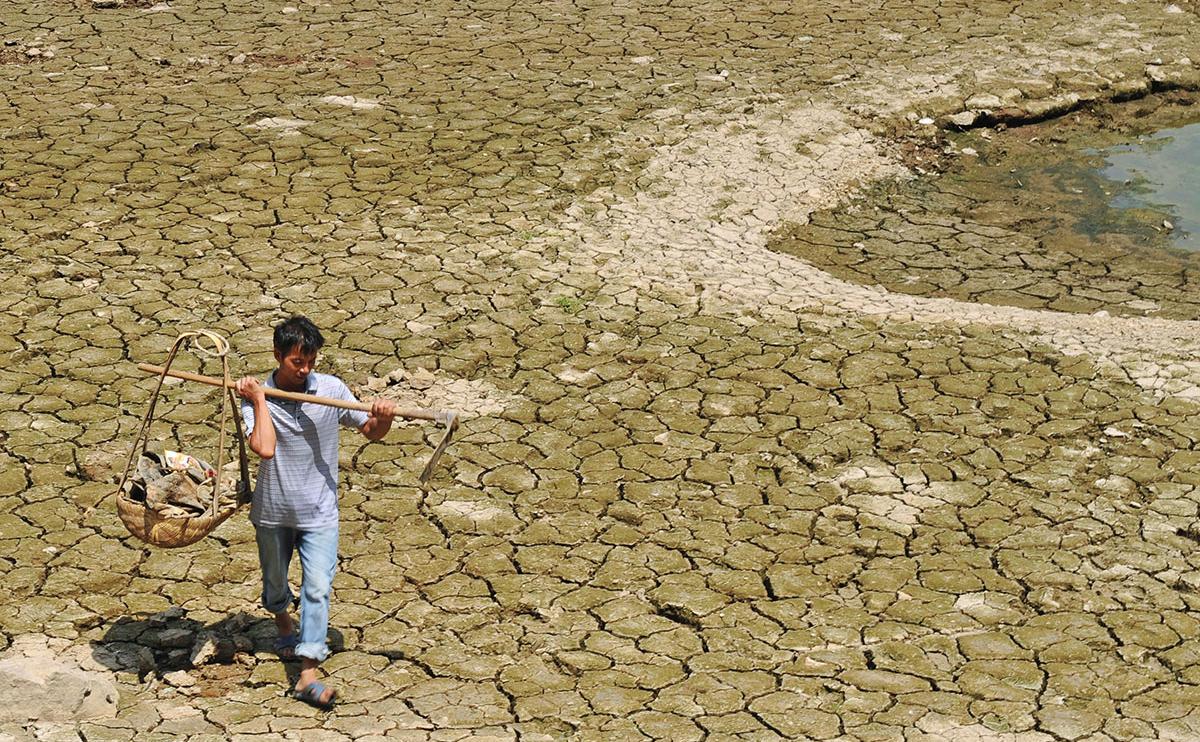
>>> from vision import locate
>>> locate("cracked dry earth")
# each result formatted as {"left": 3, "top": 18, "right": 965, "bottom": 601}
{"left": 2, "top": 1, "right": 1200, "bottom": 741}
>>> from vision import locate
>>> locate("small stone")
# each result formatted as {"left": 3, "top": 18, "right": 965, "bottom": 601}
{"left": 1163, "top": 220, "right": 1174, "bottom": 231}
{"left": 409, "top": 368, "right": 436, "bottom": 389}
{"left": 965, "top": 93, "right": 1003, "bottom": 109}
{"left": 153, "top": 628, "right": 194, "bottom": 648}
{"left": 948, "top": 111, "right": 977, "bottom": 127}
{"left": 148, "top": 607, "right": 185, "bottom": 627}
{"left": 162, "top": 670, "right": 195, "bottom": 688}
{"left": 321, "top": 95, "right": 381, "bottom": 110}
{"left": 136, "top": 647, "right": 157, "bottom": 672}
{"left": 90, "top": 643, "right": 156, "bottom": 674}
{"left": 231, "top": 53, "right": 247, "bottom": 64}
{"left": 960, "top": 147, "right": 978, "bottom": 156}
{"left": 189, "top": 632, "right": 217, "bottom": 667}
{"left": 92, "top": 0, "right": 123, "bottom": 7}
{"left": 245, "top": 116, "right": 310, "bottom": 131}
{"left": 917, "top": 117, "right": 935, "bottom": 125}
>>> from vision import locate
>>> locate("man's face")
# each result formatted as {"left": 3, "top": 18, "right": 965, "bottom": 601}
{"left": 274, "top": 345, "right": 318, "bottom": 389}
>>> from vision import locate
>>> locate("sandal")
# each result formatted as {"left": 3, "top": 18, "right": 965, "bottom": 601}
{"left": 292, "top": 680, "right": 337, "bottom": 710}
{"left": 273, "top": 634, "right": 299, "bottom": 660}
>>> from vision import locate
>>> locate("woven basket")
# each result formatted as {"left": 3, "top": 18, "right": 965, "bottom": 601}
{"left": 115, "top": 331, "right": 251, "bottom": 548}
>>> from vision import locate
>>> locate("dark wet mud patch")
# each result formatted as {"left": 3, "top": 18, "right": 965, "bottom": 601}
{"left": 775, "top": 93, "right": 1200, "bottom": 320}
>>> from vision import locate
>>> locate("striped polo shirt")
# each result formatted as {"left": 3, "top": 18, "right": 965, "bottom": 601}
{"left": 241, "top": 371, "right": 370, "bottom": 530}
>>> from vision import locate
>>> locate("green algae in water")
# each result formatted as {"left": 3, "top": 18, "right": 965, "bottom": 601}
{"left": 1087, "top": 122, "right": 1199, "bottom": 249}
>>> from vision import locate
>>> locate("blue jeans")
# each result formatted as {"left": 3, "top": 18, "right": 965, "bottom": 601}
{"left": 255, "top": 524, "right": 339, "bottom": 663}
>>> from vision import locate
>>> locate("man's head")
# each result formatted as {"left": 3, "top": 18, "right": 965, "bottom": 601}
{"left": 272, "top": 316, "right": 324, "bottom": 390}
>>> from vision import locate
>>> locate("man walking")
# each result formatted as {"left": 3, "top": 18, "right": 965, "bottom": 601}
{"left": 236, "top": 315, "right": 396, "bottom": 709}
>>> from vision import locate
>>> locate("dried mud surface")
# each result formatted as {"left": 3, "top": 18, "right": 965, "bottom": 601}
{"left": 1, "top": 1, "right": 1200, "bottom": 741}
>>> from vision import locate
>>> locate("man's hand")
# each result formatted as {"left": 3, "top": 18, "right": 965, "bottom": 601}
{"left": 371, "top": 398, "right": 396, "bottom": 423}
{"left": 362, "top": 398, "right": 396, "bottom": 441}
{"left": 236, "top": 376, "right": 267, "bottom": 405}
{"left": 236, "top": 376, "right": 276, "bottom": 459}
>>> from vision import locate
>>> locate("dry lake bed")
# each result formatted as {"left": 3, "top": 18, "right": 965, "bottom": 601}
{"left": 1, "top": 1, "right": 1200, "bottom": 740}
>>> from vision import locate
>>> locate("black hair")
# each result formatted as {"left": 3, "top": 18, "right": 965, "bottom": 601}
{"left": 273, "top": 315, "right": 325, "bottom": 355}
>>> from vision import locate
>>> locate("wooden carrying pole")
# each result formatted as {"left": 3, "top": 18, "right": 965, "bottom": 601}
{"left": 137, "top": 363, "right": 441, "bottom": 421}
{"left": 137, "top": 362, "right": 460, "bottom": 485}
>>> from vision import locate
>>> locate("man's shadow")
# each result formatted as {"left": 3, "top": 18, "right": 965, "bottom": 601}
{"left": 91, "top": 604, "right": 345, "bottom": 687}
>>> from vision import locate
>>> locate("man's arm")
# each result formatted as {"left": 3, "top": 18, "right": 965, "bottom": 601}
{"left": 236, "top": 376, "right": 276, "bottom": 459}
{"left": 360, "top": 398, "right": 396, "bottom": 441}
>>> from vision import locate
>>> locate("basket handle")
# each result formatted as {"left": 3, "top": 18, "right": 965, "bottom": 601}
{"left": 114, "top": 332, "right": 193, "bottom": 500}
{"left": 207, "top": 333, "right": 252, "bottom": 511}
{"left": 210, "top": 335, "right": 229, "bottom": 514}
{"left": 229, "top": 386, "right": 252, "bottom": 504}
{"left": 103, "top": 330, "right": 247, "bottom": 515}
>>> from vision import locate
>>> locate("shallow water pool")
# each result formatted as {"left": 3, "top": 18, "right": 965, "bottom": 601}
{"left": 1091, "top": 121, "right": 1199, "bottom": 249}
